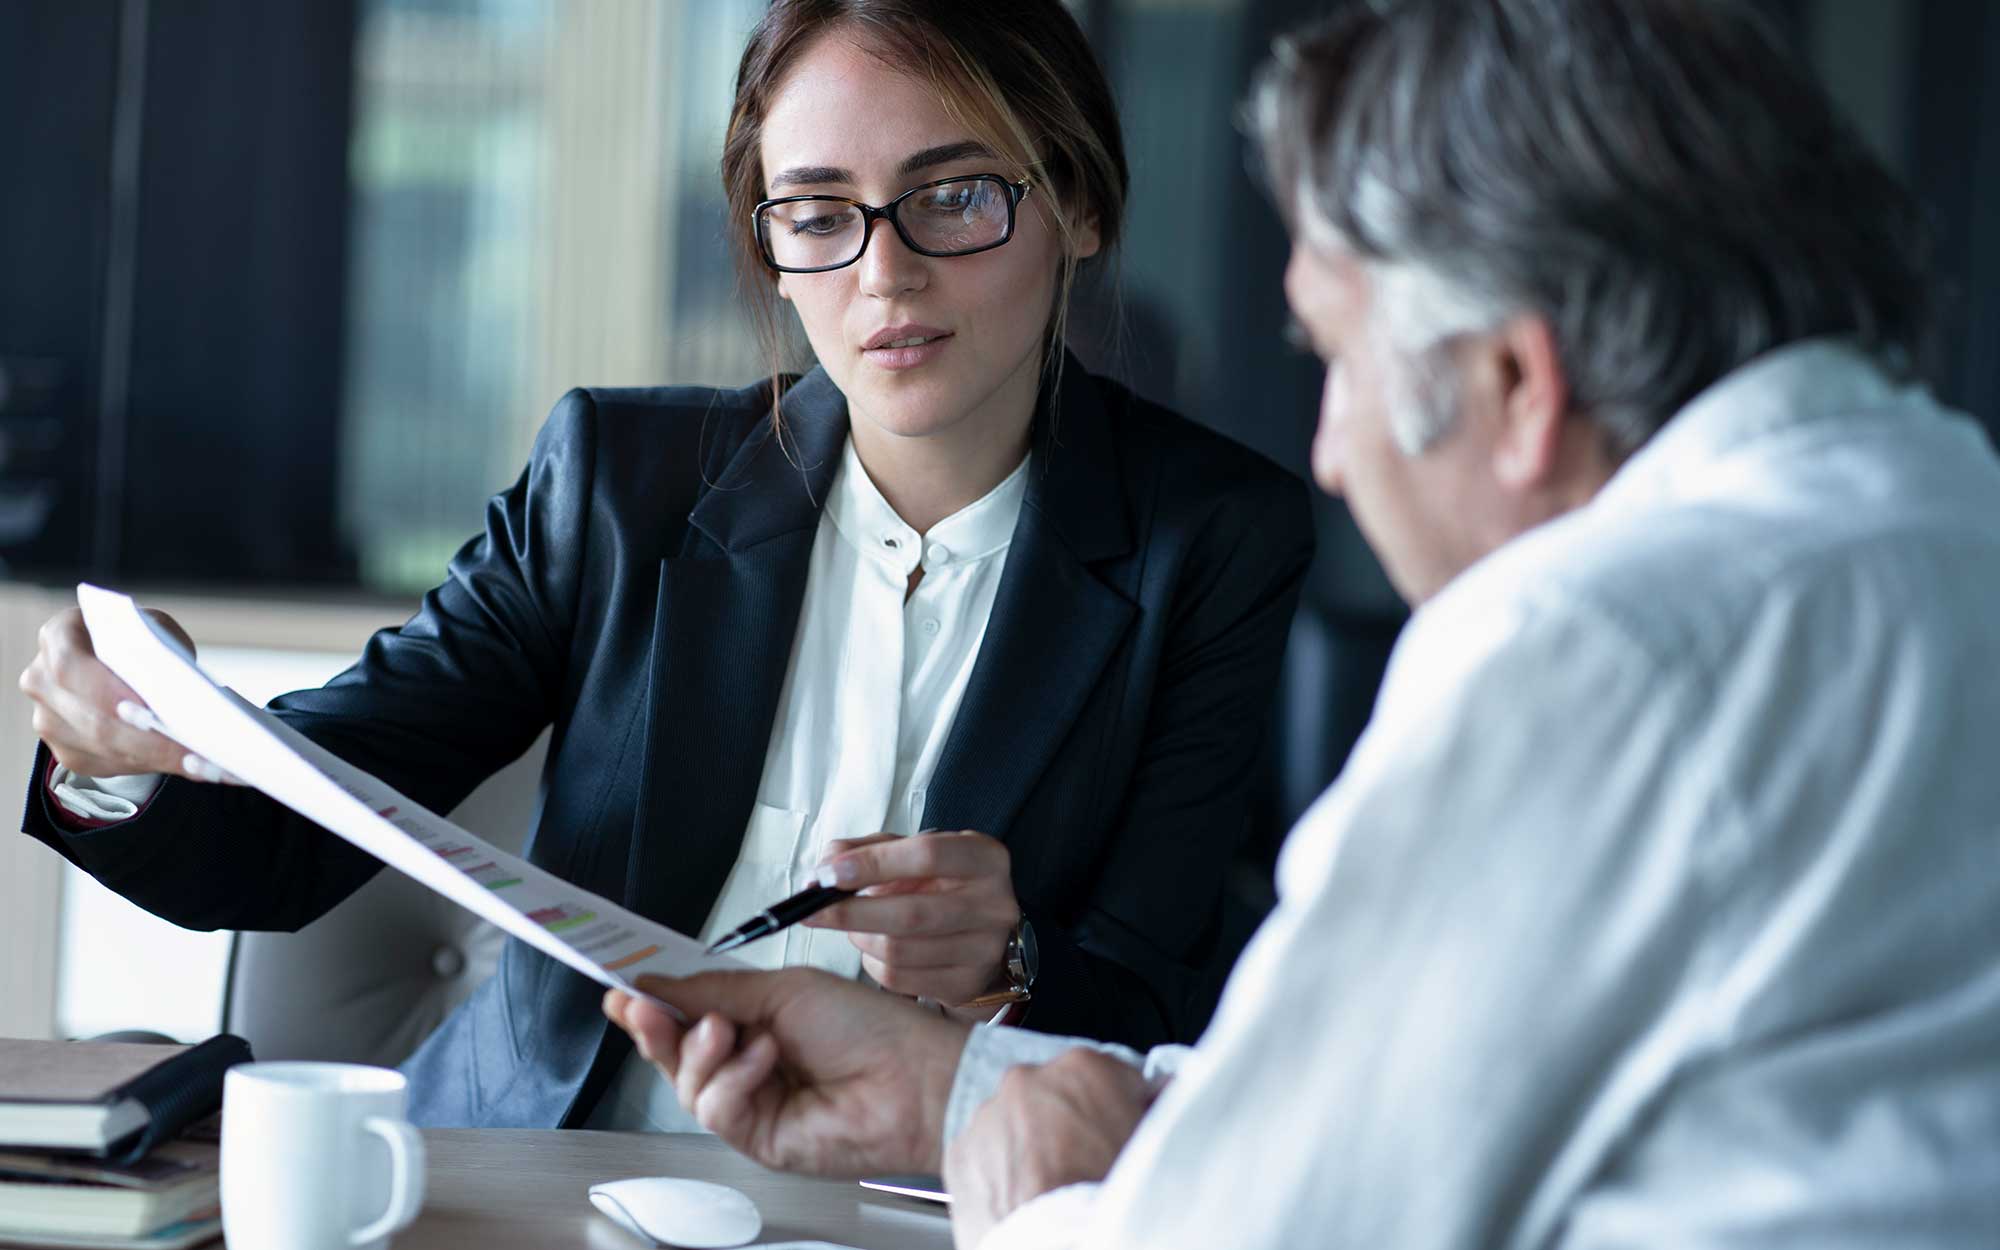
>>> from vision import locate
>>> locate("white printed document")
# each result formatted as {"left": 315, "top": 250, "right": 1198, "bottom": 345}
{"left": 76, "top": 583, "right": 739, "bottom": 998}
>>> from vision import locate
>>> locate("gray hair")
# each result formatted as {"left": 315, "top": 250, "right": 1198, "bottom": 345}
{"left": 1252, "top": 0, "right": 1933, "bottom": 458}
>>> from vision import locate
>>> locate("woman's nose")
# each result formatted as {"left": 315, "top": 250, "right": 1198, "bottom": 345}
{"left": 855, "top": 218, "right": 928, "bottom": 299}
{"left": 1311, "top": 367, "right": 1349, "bottom": 496}
{"left": 1311, "top": 418, "right": 1347, "bottom": 497}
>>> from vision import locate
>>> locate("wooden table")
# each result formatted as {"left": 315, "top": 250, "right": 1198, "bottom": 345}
{"left": 381, "top": 1129, "right": 953, "bottom": 1250}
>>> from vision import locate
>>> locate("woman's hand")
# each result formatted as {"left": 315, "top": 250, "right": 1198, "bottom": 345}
{"left": 803, "top": 829, "right": 1020, "bottom": 1011}
{"left": 17, "top": 606, "right": 234, "bottom": 783}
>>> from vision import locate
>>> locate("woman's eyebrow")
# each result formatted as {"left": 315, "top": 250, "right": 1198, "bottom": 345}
{"left": 768, "top": 140, "right": 997, "bottom": 193}
{"left": 769, "top": 163, "right": 851, "bottom": 191}
{"left": 897, "top": 140, "right": 994, "bottom": 176}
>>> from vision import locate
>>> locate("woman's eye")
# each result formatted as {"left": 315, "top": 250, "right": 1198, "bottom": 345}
{"left": 789, "top": 214, "right": 847, "bottom": 237}
{"left": 922, "top": 186, "right": 981, "bottom": 214}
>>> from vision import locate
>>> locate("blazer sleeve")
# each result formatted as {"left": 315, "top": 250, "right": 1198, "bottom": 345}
{"left": 1028, "top": 474, "right": 1314, "bottom": 1047}
{"left": 18, "top": 390, "right": 603, "bottom": 934}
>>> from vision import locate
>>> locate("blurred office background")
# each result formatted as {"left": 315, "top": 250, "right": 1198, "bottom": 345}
{"left": 1, "top": 0, "right": 1995, "bottom": 1043}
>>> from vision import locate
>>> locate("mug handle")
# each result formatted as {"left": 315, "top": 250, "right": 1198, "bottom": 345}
{"left": 351, "top": 1116, "right": 427, "bottom": 1245}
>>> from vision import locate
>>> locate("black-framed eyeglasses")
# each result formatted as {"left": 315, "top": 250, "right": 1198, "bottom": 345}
{"left": 753, "top": 174, "right": 1034, "bottom": 274}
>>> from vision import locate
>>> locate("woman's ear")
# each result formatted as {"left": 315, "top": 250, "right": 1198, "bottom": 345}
{"left": 1040, "top": 191, "right": 1101, "bottom": 262}
{"left": 1070, "top": 213, "right": 1101, "bottom": 262}
{"left": 775, "top": 274, "right": 793, "bottom": 302}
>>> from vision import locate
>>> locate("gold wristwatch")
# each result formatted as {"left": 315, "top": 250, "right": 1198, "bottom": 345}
{"left": 957, "top": 916, "right": 1038, "bottom": 1010}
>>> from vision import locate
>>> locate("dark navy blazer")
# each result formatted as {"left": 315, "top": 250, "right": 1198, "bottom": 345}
{"left": 23, "top": 359, "right": 1312, "bottom": 1127}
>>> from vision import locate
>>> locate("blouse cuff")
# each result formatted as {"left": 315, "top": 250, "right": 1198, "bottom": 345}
{"left": 46, "top": 758, "right": 166, "bottom": 828}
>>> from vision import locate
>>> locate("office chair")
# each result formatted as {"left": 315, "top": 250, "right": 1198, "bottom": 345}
{"left": 216, "top": 732, "right": 549, "bottom": 1067}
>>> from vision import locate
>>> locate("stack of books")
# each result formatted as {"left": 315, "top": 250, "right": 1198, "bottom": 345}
{"left": 0, "top": 1139, "right": 221, "bottom": 1250}
{"left": 0, "top": 1037, "right": 248, "bottom": 1250}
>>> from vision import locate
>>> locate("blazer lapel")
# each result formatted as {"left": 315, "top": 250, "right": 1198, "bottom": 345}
{"left": 924, "top": 358, "right": 1137, "bottom": 842}
{"left": 625, "top": 370, "right": 847, "bottom": 932}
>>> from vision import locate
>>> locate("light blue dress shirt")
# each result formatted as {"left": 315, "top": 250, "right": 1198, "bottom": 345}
{"left": 949, "top": 341, "right": 2000, "bottom": 1248}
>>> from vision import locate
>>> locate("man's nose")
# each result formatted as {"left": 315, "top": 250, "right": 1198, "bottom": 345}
{"left": 856, "top": 218, "right": 928, "bottom": 299}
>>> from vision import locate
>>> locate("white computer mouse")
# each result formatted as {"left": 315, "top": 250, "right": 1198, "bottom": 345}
{"left": 588, "top": 1176, "right": 763, "bottom": 1248}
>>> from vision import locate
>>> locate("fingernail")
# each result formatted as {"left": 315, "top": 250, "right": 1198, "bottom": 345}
{"left": 183, "top": 754, "right": 223, "bottom": 783}
{"left": 818, "top": 858, "right": 860, "bottom": 888}
{"left": 117, "top": 701, "right": 160, "bottom": 733}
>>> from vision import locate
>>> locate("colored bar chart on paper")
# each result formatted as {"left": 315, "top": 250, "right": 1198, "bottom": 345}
{"left": 75, "top": 583, "right": 740, "bottom": 1001}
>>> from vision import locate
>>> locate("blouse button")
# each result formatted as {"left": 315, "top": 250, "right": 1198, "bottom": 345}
{"left": 926, "top": 543, "right": 951, "bottom": 566}
{"left": 921, "top": 618, "right": 941, "bottom": 636}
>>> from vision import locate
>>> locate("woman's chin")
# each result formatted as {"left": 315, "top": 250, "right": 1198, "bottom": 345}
{"left": 851, "top": 409, "right": 967, "bottom": 444}
{"left": 844, "top": 380, "right": 974, "bottom": 444}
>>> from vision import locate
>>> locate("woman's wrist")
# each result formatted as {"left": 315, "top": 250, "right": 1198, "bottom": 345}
{"left": 944, "top": 914, "right": 1037, "bottom": 1021}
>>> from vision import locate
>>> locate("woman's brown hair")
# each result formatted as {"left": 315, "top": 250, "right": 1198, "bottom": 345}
{"left": 720, "top": 0, "right": 1128, "bottom": 426}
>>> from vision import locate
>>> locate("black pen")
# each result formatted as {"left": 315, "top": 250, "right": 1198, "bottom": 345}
{"left": 704, "top": 882, "right": 854, "bottom": 955}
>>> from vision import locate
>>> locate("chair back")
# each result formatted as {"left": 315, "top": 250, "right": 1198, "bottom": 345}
{"left": 220, "top": 732, "right": 548, "bottom": 1066}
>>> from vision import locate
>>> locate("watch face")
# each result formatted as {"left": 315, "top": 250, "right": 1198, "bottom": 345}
{"left": 1018, "top": 918, "right": 1040, "bottom": 986}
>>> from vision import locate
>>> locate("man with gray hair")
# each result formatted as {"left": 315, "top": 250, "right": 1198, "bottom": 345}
{"left": 603, "top": 1, "right": 2000, "bottom": 1245}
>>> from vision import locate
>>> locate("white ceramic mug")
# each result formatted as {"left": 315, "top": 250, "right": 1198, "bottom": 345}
{"left": 221, "top": 1062, "right": 427, "bottom": 1250}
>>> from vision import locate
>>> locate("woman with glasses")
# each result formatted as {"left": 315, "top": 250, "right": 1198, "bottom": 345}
{"left": 19, "top": 0, "right": 1311, "bottom": 1131}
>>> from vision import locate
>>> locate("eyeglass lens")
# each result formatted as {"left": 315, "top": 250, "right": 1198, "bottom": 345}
{"left": 761, "top": 177, "right": 1012, "bottom": 270}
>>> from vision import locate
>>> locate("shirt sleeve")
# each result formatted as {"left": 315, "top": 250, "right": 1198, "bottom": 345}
{"left": 1003, "top": 587, "right": 1725, "bottom": 1250}
{"left": 941, "top": 1025, "right": 1191, "bottom": 1158}
{"left": 47, "top": 764, "right": 164, "bottom": 825}
{"left": 978, "top": 1184, "right": 1102, "bottom": 1250}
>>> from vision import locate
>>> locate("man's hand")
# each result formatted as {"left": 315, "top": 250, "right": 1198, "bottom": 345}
{"left": 943, "top": 1050, "right": 1153, "bottom": 1250}
{"left": 604, "top": 967, "right": 971, "bottom": 1176}
{"left": 804, "top": 830, "right": 1020, "bottom": 1011}
{"left": 18, "top": 607, "right": 233, "bottom": 783}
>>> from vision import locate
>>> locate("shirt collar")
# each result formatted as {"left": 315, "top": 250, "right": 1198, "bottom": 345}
{"left": 1594, "top": 338, "right": 1921, "bottom": 513}
{"left": 826, "top": 437, "right": 1032, "bottom": 573}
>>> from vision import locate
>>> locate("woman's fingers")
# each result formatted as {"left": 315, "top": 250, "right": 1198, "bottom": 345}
{"left": 112, "top": 700, "right": 159, "bottom": 734}
{"left": 33, "top": 682, "right": 184, "bottom": 779}
{"left": 846, "top": 929, "right": 999, "bottom": 971}
{"left": 815, "top": 830, "right": 1008, "bottom": 891}
{"left": 858, "top": 952, "right": 997, "bottom": 1004}
{"left": 852, "top": 930, "right": 1009, "bottom": 999}
{"left": 818, "top": 832, "right": 898, "bottom": 861}
{"left": 21, "top": 608, "right": 223, "bottom": 782}
{"left": 141, "top": 609, "right": 197, "bottom": 658}
{"left": 806, "top": 888, "right": 1016, "bottom": 937}
{"left": 797, "top": 832, "right": 1020, "bottom": 1003}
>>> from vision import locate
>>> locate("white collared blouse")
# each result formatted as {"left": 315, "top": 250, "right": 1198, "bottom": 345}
{"left": 587, "top": 437, "right": 1030, "bottom": 1130}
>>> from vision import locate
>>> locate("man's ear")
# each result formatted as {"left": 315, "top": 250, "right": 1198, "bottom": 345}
{"left": 1490, "top": 315, "right": 1568, "bottom": 491}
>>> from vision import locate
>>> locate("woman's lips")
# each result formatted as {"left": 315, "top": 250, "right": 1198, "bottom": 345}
{"left": 862, "top": 331, "right": 954, "bottom": 370}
